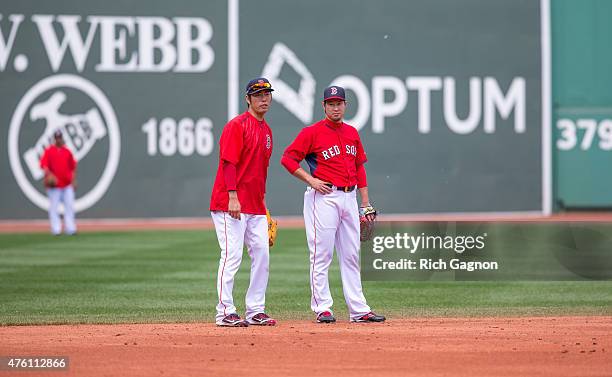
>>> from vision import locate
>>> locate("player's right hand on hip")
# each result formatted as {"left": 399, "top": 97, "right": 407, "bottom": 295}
{"left": 228, "top": 196, "right": 241, "bottom": 219}
{"left": 309, "top": 178, "right": 333, "bottom": 195}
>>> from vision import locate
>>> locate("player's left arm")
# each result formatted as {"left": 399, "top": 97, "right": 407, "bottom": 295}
{"left": 71, "top": 152, "right": 78, "bottom": 190}
{"left": 355, "top": 134, "right": 375, "bottom": 221}
{"left": 357, "top": 166, "right": 376, "bottom": 222}
{"left": 357, "top": 164, "right": 370, "bottom": 207}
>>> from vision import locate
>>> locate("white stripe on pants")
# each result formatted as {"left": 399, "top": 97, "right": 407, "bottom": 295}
{"left": 47, "top": 186, "right": 76, "bottom": 235}
{"left": 303, "top": 187, "right": 370, "bottom": 320}
{"left": 211, "top": 211, "right": 270, "bottom": 323}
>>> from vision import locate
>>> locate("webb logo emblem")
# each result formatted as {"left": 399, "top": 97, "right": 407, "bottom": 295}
{"left": 8, "top": 74, "right": 121, "bottom": 213}
{"left": 23, "top": 91, "right": 107, "bottom": 181}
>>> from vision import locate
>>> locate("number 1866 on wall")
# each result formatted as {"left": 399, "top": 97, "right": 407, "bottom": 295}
{"left": 142, "top": 117, "right": 214, "bottom": 156}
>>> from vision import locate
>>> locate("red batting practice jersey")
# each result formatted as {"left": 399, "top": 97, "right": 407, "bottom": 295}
{"left": 282, "top": 119, "right": 367, "bottom": 187}
{"left": 39, "top": 145, "right": 77, "bottom": 188}
{"left": 210, "top": 111, "right": 273, "bottom": 215}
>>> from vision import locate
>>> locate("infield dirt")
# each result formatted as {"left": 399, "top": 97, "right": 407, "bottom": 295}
{"left": 1, "top": 316, "right": 610, "bottom": 376}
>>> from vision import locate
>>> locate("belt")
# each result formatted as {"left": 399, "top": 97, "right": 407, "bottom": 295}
{"left": 325, "top": 183, "right": 356, "bottom": 192}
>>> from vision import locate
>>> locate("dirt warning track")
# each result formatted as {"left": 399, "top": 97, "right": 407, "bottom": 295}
{"left": 3, "top": 212, "right": 612, "bottom": 233}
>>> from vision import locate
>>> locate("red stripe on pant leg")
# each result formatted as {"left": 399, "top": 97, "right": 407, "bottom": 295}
{"left": 310, "top": 191, "right": 319, "bottom": 307}
{"left": 219, "top": 213, "right": 229, "bottom": 316}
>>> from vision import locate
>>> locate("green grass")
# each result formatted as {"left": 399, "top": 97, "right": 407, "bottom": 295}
{"left": 0, "top": 229, "right": 611, "bottom": 325}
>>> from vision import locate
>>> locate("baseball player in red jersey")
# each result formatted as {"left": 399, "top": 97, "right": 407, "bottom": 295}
{"left": 281, "top": 86, "right": 385, "bottom": 323}
{"left": 210, "top": 78, "right": 276, "bottom": 327}
{"left": 40, "top": 130, "right": 78, "bottom": 235}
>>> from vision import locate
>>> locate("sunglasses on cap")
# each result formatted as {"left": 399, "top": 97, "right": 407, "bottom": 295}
{"left": 248, "top": 82, "right": 272, "bottom": 92}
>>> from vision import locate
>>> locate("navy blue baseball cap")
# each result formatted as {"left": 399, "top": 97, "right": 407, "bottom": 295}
{"left": 323, "top": 85, "right": 345, "bottom": 102}
{"left": 246, "top": 77, "right": 274, "bottom": 95}
{"left": 53, "top": 130, "right": 63, "bottom": 138}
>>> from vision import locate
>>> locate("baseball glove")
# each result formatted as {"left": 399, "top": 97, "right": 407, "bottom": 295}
{"left": 267, "top": 209, "right": 278, "bottom": 247}
{"left": 44, "top": 174, "right": 57, "bottom": 188}
{"left": 359, "top": 205, "right": 378, "bottom": 242}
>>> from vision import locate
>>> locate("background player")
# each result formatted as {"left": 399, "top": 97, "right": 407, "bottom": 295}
{"left": 281, "top": 86, "right": 385, "bottom": 323}
{"left": 40, "top": 130, "right": 78, "bottom": 235}
{"left": 209, "top": 78, "right": 276, "bottom": 327}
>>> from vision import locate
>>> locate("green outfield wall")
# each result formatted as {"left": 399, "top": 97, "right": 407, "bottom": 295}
{"left": 0, "top": 0, "right": 548, "bottom": 219}
{"left": 552, "top": 0, "right": 612, "bottom": 209}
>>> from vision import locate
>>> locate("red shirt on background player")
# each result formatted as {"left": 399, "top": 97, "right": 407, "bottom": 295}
{"left": 40, "top": 132, "right": 77, "bottom": 189}
{"left": 40, "top": 130, "right": 78, "bottom": 235}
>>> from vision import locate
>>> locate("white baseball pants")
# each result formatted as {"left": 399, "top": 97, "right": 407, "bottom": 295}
{"left": 47, "top": 186, "right": 76, "bottom": 235}
{"left": 303, "top": 187, "right": 371, "bottom": 320}
{"left": 211, "top": 211, "right": 270, "bottom": 323}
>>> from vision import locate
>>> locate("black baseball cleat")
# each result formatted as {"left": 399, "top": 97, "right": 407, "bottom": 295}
{"left": 351, "top": 312, "right": 386, "bottom": 323}
{"left": 316, "top": 311, "right": 336, "bottom": 323}
{"left": 217, "top": 313, "right": 249, "bottom": 327}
